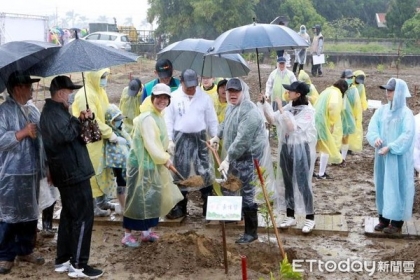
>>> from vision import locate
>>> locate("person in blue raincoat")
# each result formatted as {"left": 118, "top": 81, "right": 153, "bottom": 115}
{"left": 366, "top": 78, "right": 415, "bottom": 234}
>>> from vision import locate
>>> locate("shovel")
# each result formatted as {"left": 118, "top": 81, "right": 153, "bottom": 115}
{"left": 205, "top": 141, "right": 228, "bottom": 181}
{"left": 168, "top": 165, "right": 186, "bottom": 181}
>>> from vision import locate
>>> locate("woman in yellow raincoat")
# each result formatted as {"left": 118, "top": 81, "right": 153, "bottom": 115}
{"left": 314, "top": 80, "right": 348, "bottom": 179}
{"left": 298, "top": 70, "right": 319, "bottom": 105}
{"left": 353, "top": 70, "right": 368, "bottom": 111}
{"left": 344, "top": 71, "right": 363, "bottom": 156}
{"left": 72, "top": 68, "right": 115, "bottom": 216}
{"left": 122, "top": 83, "right": 183, "bottom": 247}
{"left": 119, "top": 78, "right": 142, "bottom": 134}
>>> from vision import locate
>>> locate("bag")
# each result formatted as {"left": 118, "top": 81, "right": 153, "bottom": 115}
{"left": 38, "top": 177, "right": 60, "bottom": 211}
{"left": 80, "top": 113, "right": 102, "bottom": 144}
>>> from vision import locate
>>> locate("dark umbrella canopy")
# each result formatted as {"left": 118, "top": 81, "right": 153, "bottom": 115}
{"left": 157, "top": 38, "right": 250, "bottom": 78}
{"left": 208, "top": 21, "right": 309, "bottom": 91}
{"left": 28, "top": 38, "right": 139, "bottom": 77}
{"left": 0, "top": 40, "right": 60, "bottom": 92}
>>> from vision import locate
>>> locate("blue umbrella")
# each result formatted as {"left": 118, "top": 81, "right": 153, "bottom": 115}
{"left": 157, "top": 38, "right": 250, "bottom": 78}
{"left": 0, "top": 40, "right": 60, "bottom": 92}
{"left": 207, "top": 19, "right": 309, "bottom": 91}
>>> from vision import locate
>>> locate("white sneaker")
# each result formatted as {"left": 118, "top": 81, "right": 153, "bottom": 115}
{"left": 55, "top": 260, "right": 70, "bottom": 273}
{"left": 279, "top": 217, "right": 297, "bottom": 228}
{"left": 302, "top": 219, "right": 316, "bottom": 233}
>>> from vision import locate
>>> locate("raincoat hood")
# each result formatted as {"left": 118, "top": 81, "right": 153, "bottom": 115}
{"left": 85, "top": 68, "right": 110, "bottom": 93}
{"left": 298, "top": 70, "right": 312, "bottom": 85}
{"left": 105, "top": 104, "right": 124, "bottom": 126}
{"left": 300, "top": 25, "right": 306, "bottom": 34}
{"left": 226, "top": 78, "right": 250, "bottom": 107}
{"left": 388, "top": 78, "right": 411, "bottom": 111}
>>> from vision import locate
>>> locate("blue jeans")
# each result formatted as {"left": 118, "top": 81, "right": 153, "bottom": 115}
{"left": 0, "top": 220, "right": 37, "bottom": 261}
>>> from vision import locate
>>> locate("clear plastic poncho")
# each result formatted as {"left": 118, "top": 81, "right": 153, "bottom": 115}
{"left": 125, "top": 103, "right": 183, "bottom": 220}
{"left": 314, "top": 85, "right": 343, "bottom": 164}
{"left": 0, "top": 97, "right": 42, "bottom": 223}
{"left": 414, "top": 113, "right": 420, "bottom": 172}
{"left": 72, "top": 68, "right": 115, "bottom": 197}
{"left": 119, "top": 85, "right": 142, "bottom": 135}
{"left": 366, "top": 78, "right": 415, "bottom": 221}
{"left": 218, "top": 79, "right": 275, "bottom": 210}
{"left": 260, "top": 100, "right": 317, "bottom": 215}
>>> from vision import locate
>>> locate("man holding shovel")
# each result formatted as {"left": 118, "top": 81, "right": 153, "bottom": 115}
{"left": 164, "top": 69, "right": 218, "bottom": 219}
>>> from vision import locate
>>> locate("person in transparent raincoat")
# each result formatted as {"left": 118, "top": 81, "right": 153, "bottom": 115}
{"left": 72, "top": 68, "right": 116, "bottom": 216}
{"left": 123, "top": 83, "right": 183, "bottom": 247}
{"left": 164, "top": 69, "right": 218, "bottom": 220}
{"left": 104, "top": 104, "right": 131, "bottom": 215}
{"left": 119, "top": 78, "right": 142, "bottom": 134}
{"left": 214, "top": 78, "right": 274, "bottom": 244}
{"left": 366, "top": 78, "right": 415, "bottom": 234}
{"left": 314, "top": 80, "right": 348, "bottom": 179}
{"left": 259, "top": 81, "right": 317, "bottom": 233}
{"left": 0, "top": 72, "right": 45, "bottom": 274}
{"left": 298, "top": 70, "right": 319, "bottom": 106}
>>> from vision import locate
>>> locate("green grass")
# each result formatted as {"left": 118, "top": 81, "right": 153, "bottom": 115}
{"left": 324, "top": 42, "right": 393, "bottom": 53}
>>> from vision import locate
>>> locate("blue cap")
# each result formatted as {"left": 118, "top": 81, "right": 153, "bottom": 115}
{"left": 277, "top": 56, "right": 286, "bottom": 63}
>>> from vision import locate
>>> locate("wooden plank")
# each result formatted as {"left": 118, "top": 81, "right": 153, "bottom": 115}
{"left": 332, "top": 215, "right": 345, "bottom": 232}
{"left": 324, "top": 215, "right": 333, "bottom": 231}
{"left": 405, "top": 220, "right": 416, "bottom": 236}
{"left": 314, "top": 215, "right": 324, "bottom": 230}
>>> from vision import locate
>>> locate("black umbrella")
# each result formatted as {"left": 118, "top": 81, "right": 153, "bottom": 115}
{"left": 27, "top": 37, "right": 139, "bottom": 111}
{"left": 0, "top": 40, "right": 60, "bottom": 92}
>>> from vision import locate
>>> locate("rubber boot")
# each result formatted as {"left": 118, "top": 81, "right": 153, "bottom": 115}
{"left": 96, "top": 194, "right": 115, "bottom": 211}
{"left": 93, "top": 198, "right": 111, "bottom": 217}
{"left": 298, "top": 64, "right": 304, "bottom": 74}
{"left": 235, "top": 211, "right": 258, "bottom": 244}
{"left": 41, "top": 202, "right": 56, "bottom": 238}
{"left": 166, "top": 192, "right": 188, "bottom": 220}
{"left": 200, "top": 186, "right": 213, "bottom": 217}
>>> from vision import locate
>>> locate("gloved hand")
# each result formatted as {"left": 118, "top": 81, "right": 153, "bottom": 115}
{"left": 164, "top": 159, "right": 173, "bottom": 169}
{"left": 209, "top": 136, "right": 220, "bottom": 150}
{"left": 168, "top": 140, "right": 175, "bottom": 155}
{"left": 109, "top": 132, "right": 118, "bottom": 143}
{"left": 218, "top": 156, "right": 229, "bottom": 175}
{"left": 117, "top": 136, "right": 127, "bottom": 145}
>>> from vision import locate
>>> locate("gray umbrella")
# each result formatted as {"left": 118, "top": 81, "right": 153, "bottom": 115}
{"left": 207, "top": 19, "right": 309, "bottom": 91}
{"left": 28, "top": 38, "right": 139, "bottom": 77}
{"left": 0, "top": 40, "right": 60, "bottom": 92}
{"left": 157, "top": 38, "right": 250, "bottom": 78}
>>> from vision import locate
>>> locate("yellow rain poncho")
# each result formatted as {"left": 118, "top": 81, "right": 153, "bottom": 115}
{"left": 72, "top": 68, "right": 115, "bottom": 198}
{"left": 354, "top": 70, "right": 368, "bottom": 111}
{"left": 314, "top": 85, "right": 343, "bottom": 164}
{"left": 202, "top": 83, "right": 218, "bottom": 105}
{"left": 298, "top": 70, "right": 319, "bottom": 105}
{"left": 124, "top": 100, "right": 183, "bottom": 220}
{"left": 119, "top": 85, "right": 142, "bottom": 134}
{"left": 346, "top": 84, "right": 363, "bottom": 151}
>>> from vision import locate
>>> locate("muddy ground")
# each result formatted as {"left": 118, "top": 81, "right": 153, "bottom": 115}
{"left": 7, "top": 58, "right": 420, "bottom": 280}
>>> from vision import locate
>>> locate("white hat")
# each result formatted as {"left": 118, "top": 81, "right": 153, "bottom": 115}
{"left": 152, "top": 83, "right": 171, "bottom": 96}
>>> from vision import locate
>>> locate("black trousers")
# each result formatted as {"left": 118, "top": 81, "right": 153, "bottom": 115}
{"left": 56, "top": 180, "right": 94, "bottom": 269}
{"left": 280, "top": 143, "right": 314, "bottom": 215}
{"left": 0, "top": 220, "right": 37, "bottom": 261}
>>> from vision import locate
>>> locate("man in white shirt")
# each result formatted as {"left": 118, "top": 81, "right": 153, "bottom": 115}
{"left": 165, "top": 69, "right": 218, "bottom": 219}
{"left": 265, "top": 56, "right": 296, "bottom": 111}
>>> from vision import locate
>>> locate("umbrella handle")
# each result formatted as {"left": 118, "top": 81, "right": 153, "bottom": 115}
{"left": 81, "top": 72, "right": 89, "bottom": 110}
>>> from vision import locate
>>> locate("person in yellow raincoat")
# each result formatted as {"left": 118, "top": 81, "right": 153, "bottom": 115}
{"left": 119, "top": 78, "right": 142, "bottom": 134}
{"left": 314, "top": 80, "right": 348, "bottom": 179}
{"left": 353, "top": 70, "right": 368, "bottom": 111}
{"left": 298, "top": 70, "right": 319, "bottom": 105}
{"left": 72, "top": 68, "right": 115, "bottom": 216}
{"left": 343, "top": 70, "right": 364, "bottom": 156}
{"left": 122, "top": 83, "right": 183, "bottom": 247}
{"left": 210, "top": 79, "right": 228, "bottom": 196}
{"left": 201, "top": 76, "right": 218, "bottom": 104}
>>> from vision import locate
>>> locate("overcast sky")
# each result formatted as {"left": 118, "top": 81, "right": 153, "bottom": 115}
{"left": 1, "top": 0, "right": 150, "bottom": 28}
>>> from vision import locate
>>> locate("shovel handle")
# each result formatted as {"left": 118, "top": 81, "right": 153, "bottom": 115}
{"left": 168, "top": 165, "right": 186, "bottom": 181}
{"left": 206, "top": 141, "right": 222, "bottom": 166}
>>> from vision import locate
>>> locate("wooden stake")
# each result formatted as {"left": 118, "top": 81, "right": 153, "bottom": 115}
{"left": 253, "top": 159, "right": 286, "bottom": 259}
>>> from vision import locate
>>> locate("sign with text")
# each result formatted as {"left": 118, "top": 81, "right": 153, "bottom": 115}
{"left": 313, "top": 54, "right": 325, "bottom": 65}
{"left": 206, "top": 196, "right": 242, "bottom": 221}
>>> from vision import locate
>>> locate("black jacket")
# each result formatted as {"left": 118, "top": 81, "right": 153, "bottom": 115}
{"left": 40, "top": 99, "right": 94, "bottom": 187}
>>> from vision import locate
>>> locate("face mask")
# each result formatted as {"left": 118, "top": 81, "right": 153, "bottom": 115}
{"left": 114, "top": 120, "right": 123, "bottom": 130}
{"left": 68, "top": 93, "right": 75, "bottom": 105}
{"left": 100, "top": 78, "right": 107, "bottom": 88}
{"left": 345, "top": 79, "right": 353, "bottom": 86}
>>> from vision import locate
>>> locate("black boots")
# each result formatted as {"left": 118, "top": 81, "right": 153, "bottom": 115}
{"left": 235, "top": 211, "right": 258, "bottom": 244}
{"left": 166, "top": 192, "right": 188, "bottom": 220}
{"left": 41, "top": 202, "right": 56, "bottom": 238}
